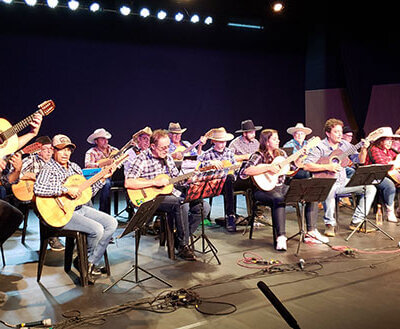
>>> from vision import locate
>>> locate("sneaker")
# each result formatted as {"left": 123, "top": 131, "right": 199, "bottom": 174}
{"left": 349, "top": 222, "right": 375, "bottom": 233}
{"left": 49, "top": 237, "right": 65, "bottom": 251}
{"left": 386, "top": 206, "right": 398, "bottom": 223}
{"left": 305, "top": 230, "right": 329, "bottom": 244}
{"left": 324, "top": 224, "right": 336, "bottom": 237}
{"left": 276, "top": 235, "right": 287, "bottom": 251}
{"left": 177, "top": 246, "right": 196, "bottom": 261}
{"left": 226, "top": 215, "right": 237, "bottom": 232}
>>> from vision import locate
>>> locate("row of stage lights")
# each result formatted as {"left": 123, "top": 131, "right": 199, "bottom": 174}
{"left": 1, "top": 0, "right": 214, "bottom": 25}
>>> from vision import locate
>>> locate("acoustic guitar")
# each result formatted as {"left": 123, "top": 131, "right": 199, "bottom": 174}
{"left": 128, "top": 161, "right": 241, "bottom": 207}
{"left": 9, "top": 142, "right": 43, "bottom": 201}
{"left": 36, "top": 154, "right": 128, "bottom": 228}
{"left": 96, "top": 138, "right": 133, "bottom": 167}
{"left": 313, "top": 128, "right": 385, "bottom": 179}
{"left": 171, "top": 130, "right": 213, "bottom": 158}
{"left": 388, "top": 154, "right": 400, "bottom": 185}
{"left": 252, "top": 136, "right": 321, "bottom": 191}
{"left": 0, "top": 100, "right": 55, "bottom": 158}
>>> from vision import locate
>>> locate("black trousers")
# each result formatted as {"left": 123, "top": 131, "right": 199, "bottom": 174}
{"left": 0, "top": 199, "right": 24, "bottom": 244}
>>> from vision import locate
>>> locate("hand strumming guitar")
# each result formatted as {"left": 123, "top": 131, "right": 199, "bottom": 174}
{"left": 326, "top": 162, "right": 342, "bottom": 173}
{"left": 65, "top": 186, "right": 82, "bottom": 199}
{"left": 153, "top": 175, "right": 169, "bottom": 187}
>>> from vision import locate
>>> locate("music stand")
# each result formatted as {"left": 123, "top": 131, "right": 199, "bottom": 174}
{"left": 185, "top": 170, "right": 227, "bottom": 265}
{"left": 285, "top": 178, "right": 336, "bottom": 255}
{"left": 345, "top": 164, "right": 394, "bottom": 241}
{"left": 103, "top": 197, "right": 171, "bottom": 293}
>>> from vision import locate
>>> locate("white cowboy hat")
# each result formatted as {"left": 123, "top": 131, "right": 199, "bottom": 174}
{"left": 375, "top": 127, "right": 400, "bottom": 139}
{"left": 132, "top": 126, "right": 153, "bottom": 141}
{"left": 287, "top": 123, "right": 312, "bottom": 136}
{"left": 209, "top": 127, "right": 234, "bottom": 142}
{"left": 87, "top": 128, "right": 112, "bottom": 144}
{"left": 168, "top": 122, "right": 187, "bottom": 134}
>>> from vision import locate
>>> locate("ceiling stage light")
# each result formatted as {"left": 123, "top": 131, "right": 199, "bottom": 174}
{"left": 89, "top": 2, "right": 100, "bottom": 12}
{"left": 272, "top": 1, "right": 284, "bottom": 12}
{"left": 140, "top": 8, "right": 150, "bottom": 18}
{"left": 175, "top": 12, "right": 184, "bottom": 22}
{"left": 120, "top": 5, "right": 131, "bottom": 16}
{"left": 47, "top": 0, "right": 58, "bottom": 8}
{"left": 190, "top": 14, "right": 199, "bottom": 23}
{"left": 2, "top": 0, "right": 13, "bottom": 4}
{"left": 68, "top": 0, "right": 79, "bottom": 10}
{"left": 25, "top": 0, "right": 37, "bottom": 7}
{"left": 204, "top": 16, "right": 213, "bottom": 25}
{"left": 157, "top": 10, "right": 167, "bottom": 20}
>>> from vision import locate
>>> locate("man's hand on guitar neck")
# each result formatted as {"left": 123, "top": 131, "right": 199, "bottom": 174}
{"left": 0, "top": 159, "right": 6, "bottom": 171}
{"left": 65, "top": 186, "right": 82, "bottom": 199}
{"left": 153, "top": 175, "right": 169, "bottom": 187}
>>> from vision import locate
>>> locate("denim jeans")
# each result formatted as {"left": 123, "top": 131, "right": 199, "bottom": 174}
{"left": 376, "top": 177, "right": 396, "bottom": 207}
{"left": 323, "top": 179, "right": 377, "bottom": 226}
{"left": 63, "top": 205, "right": 118, "bottom": 266}
{"left": 98, "top": 178, "right": 112, "bottom": 214}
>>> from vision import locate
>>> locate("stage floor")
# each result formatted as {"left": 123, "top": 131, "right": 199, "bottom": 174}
{"left": 1, "top": 194, "right": 400, "bottom": 329}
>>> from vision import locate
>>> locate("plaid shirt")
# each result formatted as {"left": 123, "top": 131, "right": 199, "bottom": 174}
{"left": 85, "top": 145, "right": 118, "bottom": 168}
{"left": 198, "top": 147, "right": 237, "bottom": 167}
{"left": 34, "top": 158, "right": 104, "bottom": 197}
{"left": 228, "top": 136, "right": 260, "bottom": 155}
{"left": 20, "top": 153, "right": 48, "bottom": 177}
{"left": 365, "top": 145, "right": 397, "bottom": 165}
{"left": 240, "top": 150, "right": 286, "bottom": 185}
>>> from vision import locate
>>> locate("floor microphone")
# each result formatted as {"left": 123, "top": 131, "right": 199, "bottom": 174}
{"left": 16, "top": 318, "right": 52, "bottom": 328}
{"left": 257, "top": 281, "right": 301, "bottom": 329}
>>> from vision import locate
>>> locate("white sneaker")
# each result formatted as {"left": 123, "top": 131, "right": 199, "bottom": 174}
{"left": 386, "top": 205, "right": 398, "bottom": 223}
{"left": 305, "top": 229, "right": 329, "bottom": 244}
{"left": 276, "top": 235, "right": 287, "bottom": 251}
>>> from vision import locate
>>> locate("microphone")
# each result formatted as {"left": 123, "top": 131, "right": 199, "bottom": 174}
{"left": 257, "top": 281, "right": 301, "bottom": 329}
{"left": 299, "top": 258, "right": 305, "bottom": 270}
{"left": 16, "top": 318, "right": 52, "bottom": 328}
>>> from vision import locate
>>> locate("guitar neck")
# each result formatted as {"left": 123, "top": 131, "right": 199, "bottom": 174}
{"left": 182, "top": 139, "right": 202, "bottom": 155}
{"left": 1, "top": 110, "right": 42, "bottom": 141}
{"left": 339, "top": 141, "right": 363, "bottom": 160}
{"left": 112, "top": 140, "right": 132, "bottom": 159}
{"left": 168, "top": 171, "right": 195, "bottom": 185}
{"left": 279, "top": 150, "right": 302, "bottom": 168}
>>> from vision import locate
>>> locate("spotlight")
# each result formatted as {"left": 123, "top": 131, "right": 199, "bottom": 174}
{"left": 25, "top": 0, "right": 37, "bottom": 6}
{"left": 190, "top": 14, "right": 199, "bottom": 23}
{"left": 120, "top": 5, "right": 131, "bottom": 16}
{"left": 271, "top": 1, "right": 284, "bottom": 12}
{"left": 68, "top": 0, "right": 79, "bottom": 10}
{"left": 204, "top": 16, "right": 213, "bottom": 25}
{"left": 47, "top": 0, "right": 58, "bottom": 8}
{"left": 139, "top": 8, "right": 150, "bottom": 18}
{"left": 2, "top": 0, "right": 13, "bottom": 4}
{"left": 89, "top": 2, "right": 100, "bottom": 12}
{"left": 157, "top": 10, "right": 167, "bottom": 20}
{"left": 175, "top": 12, "right": 184, "bottom": 22}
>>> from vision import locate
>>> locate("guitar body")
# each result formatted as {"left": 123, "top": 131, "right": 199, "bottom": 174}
{"left": 252, "top": 156, "right": 291, "bottom": 191}
{"left": 388, "top": 154, "right": 400, "bottom": 185}
{"left": 0, "top": 118, "right": 19, "bottom": 158}
{"left": 313, "top": 149, "right": 350, "bottom": 178}
{"left": 12, "top": 178, "right": 36, "bottom": 202}
{"left": 127, "top": 174, "right": 174, "bottom": 207}
{"left": 97, "top": 150, "right": 118, "bottom": 167}
{"left": 36, "top": 174, "right": 93, "bottom": 227}
{"left": 171, "top": 145, "right": 186, "bottom": 154}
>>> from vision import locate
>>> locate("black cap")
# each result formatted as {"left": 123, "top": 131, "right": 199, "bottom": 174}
{"left": 35, "top": 136, "right": 52, "bottom": 145}
{"left": 343, "top": 126, "right": 354, "bottom": 134}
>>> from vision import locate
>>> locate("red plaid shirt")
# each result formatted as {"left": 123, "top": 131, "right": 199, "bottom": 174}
{"left": 365, "top": 145, "right": 397, "bottom": 165}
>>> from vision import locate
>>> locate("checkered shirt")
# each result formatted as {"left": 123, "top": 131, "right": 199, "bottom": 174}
{"left": 20, "top": 153, "right": 47, "bottom": 177}
{"left": 198, "top": 147, "right": 237, "bottom": 168}
{"left": 34, "top": 158, "right": 104, "bottom": 197}
{"left": 85, "top": 145, "right": 118, "bottom": 168}
{"left": 365, "top": 145, "right": 397, "bottom": 165}
{"left": 228, "top": 136, "right": 260, "bottom": 155}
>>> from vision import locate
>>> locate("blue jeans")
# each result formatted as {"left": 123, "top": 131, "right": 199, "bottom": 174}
{"left": 63, "top": 205, "right": 118, "bottom": 266}
{"left": 376, "top": 177, "right": 396, "bottom": 207}
{"left": 157, "top": 195, "right": 210, "bottom": 247}
{"left": 98, "top": 178, "right": 112, "bottom": 214}
{"left": 323, "top": 179, "right": 377, "bottom": 226}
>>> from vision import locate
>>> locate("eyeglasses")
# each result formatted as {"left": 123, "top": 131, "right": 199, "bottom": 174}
{"left": 156, "top": 145, "right": 169, "bottom": 152}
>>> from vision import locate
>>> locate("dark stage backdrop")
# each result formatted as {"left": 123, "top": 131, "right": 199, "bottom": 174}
{"left": 0, "top": 34, "right": 305, "bottom": 166}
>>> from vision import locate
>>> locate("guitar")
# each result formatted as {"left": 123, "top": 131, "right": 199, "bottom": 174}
{"left": 128, "top": 161, "right": 241, "bottom": 207}
{"left": 252, "top": 136, "right": 321, "bottom": 191}
{"left": 36, "top": 154, "right": 128, "bottom": 228}
{"left": 388, "top": 154, "right": 400, "bottom": 185}
{"left": 313, "top": 128, "right": 385, "bottom": 179}
{"left": 0, "top": 100, "right": 55, "bottom": 158}
{"left": 171, "top": 130, "right": 213, "bottom": 158}
{"left": 9, "top": 142, "right": 43, "bottom": 201}
{"left": 96, "top": 139, "right": 133, "bottom": 167}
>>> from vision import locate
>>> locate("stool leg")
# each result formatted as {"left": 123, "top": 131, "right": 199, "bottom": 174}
{"left": 103, "top": 250, "right": 111, "bottom": 276}
{"left": 1, "top": 244, "right": 5, "bottom": 266}
{"left": 64, "top": 237, "right": 74, "bottom": 272}
{"left": 21, "top": 206, "right": 29, "bottom": 245}
{"left": 76, "top": 233, "right": 88, "bottom": 287}
{"left": 37, "top": 238, "right": 49, "bottom": 282}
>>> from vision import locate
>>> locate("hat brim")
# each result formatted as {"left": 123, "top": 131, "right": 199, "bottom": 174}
{"left": 87, "top": 132, "right": 112, "bottom": 144}
{"left": 210, "top": 133, "right": 234, "bottom": 142}
{"left": 377, "top": 134, "right": 400, "bottom": 139}
{"left": 168, "top": 128, "right": 187, "bottom": 134}
{"left": 54, "top": 143, "right": 76, "bottom": 151}
{"left": 235, "top": 126, "right": 263, "bottom": 133}
{"left": 132, "top": 128, "right": 152, "bottom": 141}
{"left": 287, "top": 127, "right": 312, "bottom": 135}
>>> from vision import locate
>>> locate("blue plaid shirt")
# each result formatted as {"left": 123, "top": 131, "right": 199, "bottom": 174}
{"left": 197, "top": 147, "right": 237, "bottom": 167}
{"left": 21, "top": 153, "right": 47, "bottom": 177}
{"left": 34, "top": 158, "right": 104, "bottom": 197}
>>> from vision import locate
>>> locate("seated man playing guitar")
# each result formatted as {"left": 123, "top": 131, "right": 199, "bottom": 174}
{"left": 0, "top": 112, "right": 42, "bottom": 253}
{"left": 168, "top": 122, "right": 206, "bottom": 160}
{"left": 125, "top": 129, "right": 210, "bottom": 261}
{"left": 303, "top": 118, "right": 376, "bottom": 237}
{"left": 85, "top": 128, "right": 119, "bottom": 214}
{"left": 34, "top": 134, "right": 118, "bottom": 284}
{"left": 240, "top": 128, "right": 327, "bottom": 251}
{"left": 364, "top": 127, "right": 400, "bottom": 223}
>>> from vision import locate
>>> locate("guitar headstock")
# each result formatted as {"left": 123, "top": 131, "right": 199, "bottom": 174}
{"left": 366, "top": 128, "right": 385, "bottom": 142}
{"left": 113, "top": 153, "right": 129, "bottom": 168}
{"left": 38, "top": 100, "right": 55, "bottom": 116}
{"left": 21, "top": 142, "right": 42, "bottom": 155}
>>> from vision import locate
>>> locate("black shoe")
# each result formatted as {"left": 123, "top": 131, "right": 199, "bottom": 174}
{"left": 49, "top": 237, "right": 65, "bottom": 251}
{"left": 226, "top": 215, "right": 237, "bottom": 232}
{"left": 177, "top": 246, "right": 196, "bottom": 261}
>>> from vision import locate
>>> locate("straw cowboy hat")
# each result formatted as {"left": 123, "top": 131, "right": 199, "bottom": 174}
{"left": 209, "top": 127, "right": 234, "bottom": 142}
{"left": 235, "top": 119, "right": 262, "bottom": 133}
{"left": 168, "top": 122, "right": 187, "bottom": 134}
{"left": 52, "top": 134, "right": 76, "bottom": 150}
{"left": 375, "top": 127, "right": 400, "bottom": 139}
{"left": 87, "top": 128, "right": 112, "bottom": 144}
{"left": 132, "top": 126, "right": 153, "bottom": 141}
{"left": 287, "top": 123, "right": 312, "bottom": 136}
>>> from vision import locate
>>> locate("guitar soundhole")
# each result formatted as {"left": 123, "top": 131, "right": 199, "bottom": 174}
{"left": 332, "top": 157, "right": 340, "bottom": 164}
